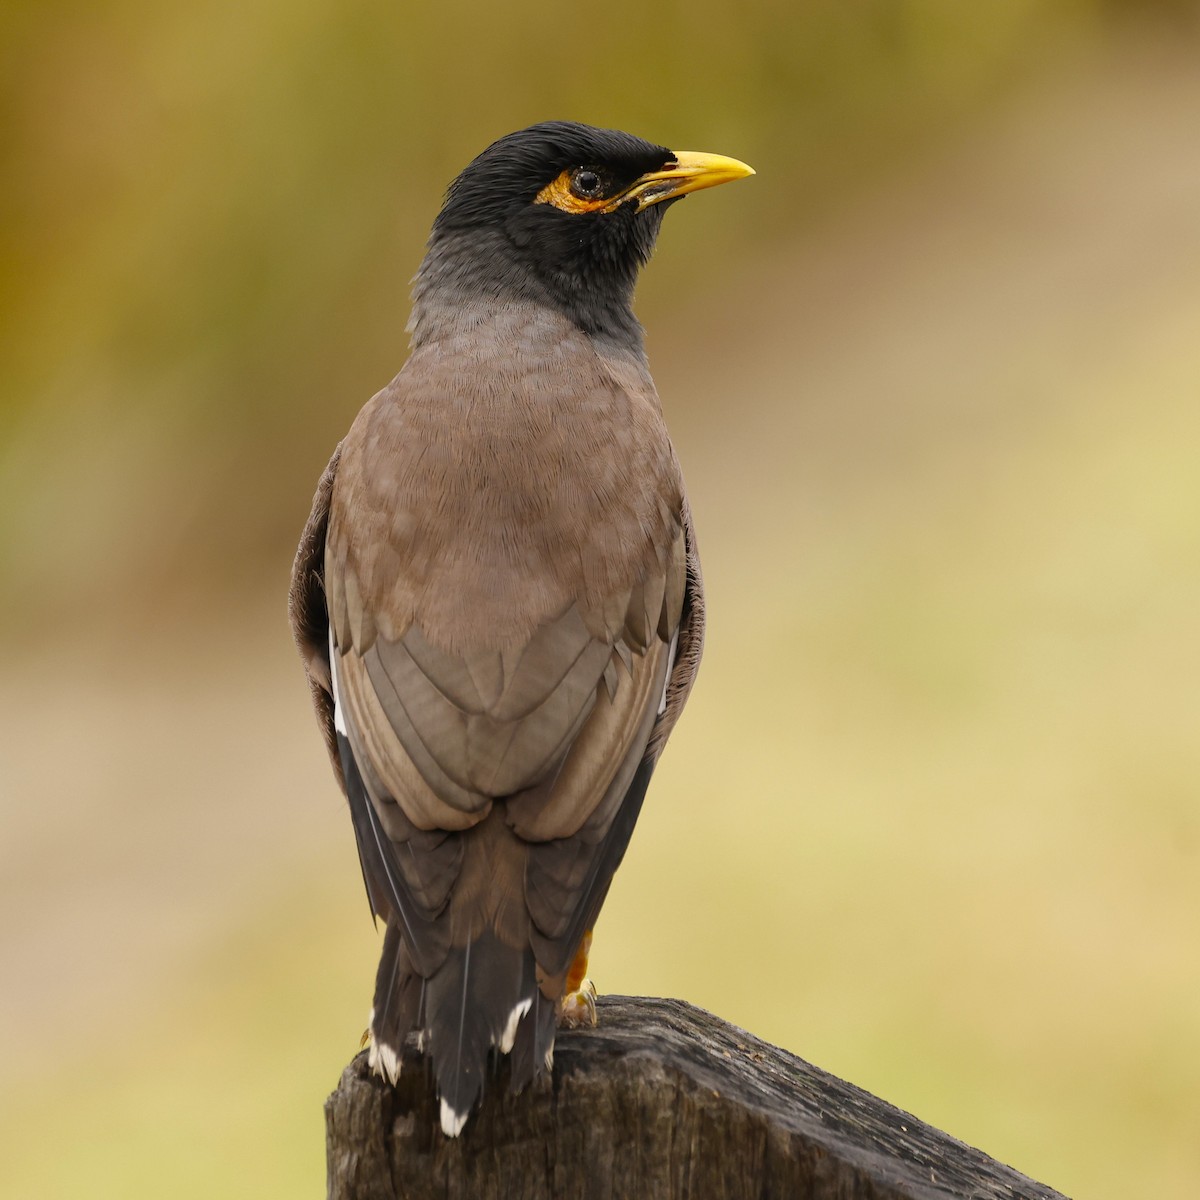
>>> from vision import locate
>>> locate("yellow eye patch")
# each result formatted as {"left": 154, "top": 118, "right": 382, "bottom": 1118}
{"left": 534, "top": 169, "right": 624, "bottom": 215}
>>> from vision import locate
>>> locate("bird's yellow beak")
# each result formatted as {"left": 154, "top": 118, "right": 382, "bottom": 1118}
{"left": 629, "top": 150, "right": 755, "bottom": 210}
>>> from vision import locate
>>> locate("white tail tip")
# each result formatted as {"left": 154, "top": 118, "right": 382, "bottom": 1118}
{"left": 440, "top": 1098, "right": 469, "bottom": 1138}
{"left": 367, "top": 1035, "right": 401, "bottom": 1085}
{"left": 497, "top": 997, "right": 532, "bottom": 1054}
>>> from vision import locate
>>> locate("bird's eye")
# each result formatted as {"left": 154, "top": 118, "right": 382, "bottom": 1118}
{"left": 570, "top": 168, "right": 605, "bottom": 200}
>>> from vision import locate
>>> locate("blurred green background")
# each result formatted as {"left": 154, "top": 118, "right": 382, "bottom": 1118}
{"left": 2, "top": 1, "right": 1199, "bottom": 1196}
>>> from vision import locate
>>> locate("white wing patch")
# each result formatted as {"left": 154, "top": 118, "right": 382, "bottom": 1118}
{"left": 329, "top": 628, "right": 348, "bottom": 735}
{"left": 658, "top": 631, "right": 679, "bottom": 715}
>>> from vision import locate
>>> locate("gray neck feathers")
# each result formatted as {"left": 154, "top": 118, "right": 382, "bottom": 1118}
{"left": 408, "top": 229, "right": 645, "bottom": 353}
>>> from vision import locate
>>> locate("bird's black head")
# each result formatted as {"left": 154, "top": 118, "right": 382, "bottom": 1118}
{"left": 417, "top": 121, "right": 753, "bottom": 343}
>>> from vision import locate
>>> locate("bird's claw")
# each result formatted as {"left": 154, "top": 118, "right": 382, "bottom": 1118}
{"left": 558, "top": 978, "right": 598, "bottom": 1029}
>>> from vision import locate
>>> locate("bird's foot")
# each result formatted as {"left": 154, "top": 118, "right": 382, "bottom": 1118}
{"left": 557, "top": 929, "right": 597, "bottom": 1028}
{"left": 558, "top": 977, "right": 598, "bottom": 1029}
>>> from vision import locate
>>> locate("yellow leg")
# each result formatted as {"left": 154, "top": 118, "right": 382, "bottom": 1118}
{"left": 558, "top": 930, "right": 598, "bottom": 1029}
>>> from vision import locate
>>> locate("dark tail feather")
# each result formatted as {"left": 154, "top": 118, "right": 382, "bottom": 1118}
{"left": 367, "top": 919, "right": 424, "bottom": 1083}
{"left": 509, "top": 977, "right": 557, "bottom": 1094}
{"left": 425, "top": 931, "right": 528, "bottom": 1136}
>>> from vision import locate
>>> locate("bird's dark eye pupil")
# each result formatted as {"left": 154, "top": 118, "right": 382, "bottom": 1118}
{"left": 572, "top": 169, "right": 603, "bottom": 199}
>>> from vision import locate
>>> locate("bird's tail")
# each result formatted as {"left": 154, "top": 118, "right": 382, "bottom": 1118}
{"left": 367, "top": 925, "right": 557, "bottom": 1137}
{"left": 366, "top": 921, "right": 424, "bottom": 1084}
{"left": 424, "top": 932, "right": 555, "bottom": 1136}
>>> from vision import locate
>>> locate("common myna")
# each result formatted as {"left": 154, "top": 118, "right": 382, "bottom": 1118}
{"left": 289, "top": 121, "right": 753, "bottom": 1136}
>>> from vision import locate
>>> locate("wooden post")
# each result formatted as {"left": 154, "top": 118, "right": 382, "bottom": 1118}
{"left": 325, "top": 995, "right": 1067, "bottom": 1200}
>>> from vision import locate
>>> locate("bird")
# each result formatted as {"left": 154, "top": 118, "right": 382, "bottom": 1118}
{"left": 288, "top": 121, "right": 753, "bottom": 1137}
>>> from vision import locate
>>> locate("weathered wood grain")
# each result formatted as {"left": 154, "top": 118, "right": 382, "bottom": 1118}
{"left": 326, "top": 995, "right": 1068, "bottom": 1200}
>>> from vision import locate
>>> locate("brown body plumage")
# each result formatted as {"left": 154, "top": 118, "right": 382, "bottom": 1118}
{"left": 289, "top": 122, "right": 750, "bottom": 1135}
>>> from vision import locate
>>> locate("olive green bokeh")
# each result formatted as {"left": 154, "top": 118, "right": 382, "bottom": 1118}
{"left": 2, "top": 3, "right": 1199, "bottom": 1199}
